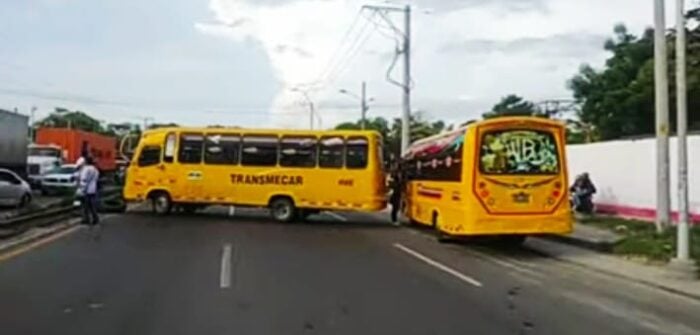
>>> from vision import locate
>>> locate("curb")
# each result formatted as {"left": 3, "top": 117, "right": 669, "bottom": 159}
{"left": 0, "top": 219, "right": 81, "bottom": 256}
{"left": 526, "top": 238, "right": 700, "bottom": 302}
{"left": 542, "top": 234, "right": 617, "bottom": 253}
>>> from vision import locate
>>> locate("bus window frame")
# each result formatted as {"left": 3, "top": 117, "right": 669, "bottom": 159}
{"left": 345, "top": 136, "right": 370, "bottom": 170}
{"left": 177, "top": 133, "right": 205, "bottom": 165}
{"left": 477, "top": 127, "right": 561, "bottom": 176}
{"left": 279, "top": 135, "right": 318, "bottom": 168}
{"left": 204, "top": 133, "right": 241, "bottom": 165}
{"left": 164, "top": 132, "right": 177, "bottom": 164}
{"left": 137, "top": 145, "right": 162, "bottom": 167}
{"left": 241, "top": 134, "right": 280, "bottom": 167}
{"left": 318, "top": 135, "right": 345, "bottom": 169}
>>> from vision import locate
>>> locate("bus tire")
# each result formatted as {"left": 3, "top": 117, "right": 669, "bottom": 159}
{"left": 150, "top": 191, "right": 172, "bottom": 216}
{"left": 270, "top": 197, "right": 296, "bottom": 223}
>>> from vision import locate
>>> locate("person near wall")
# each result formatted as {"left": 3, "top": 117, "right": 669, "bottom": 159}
{"left": 570, "top": 172, "right": 596, "bottom": 213}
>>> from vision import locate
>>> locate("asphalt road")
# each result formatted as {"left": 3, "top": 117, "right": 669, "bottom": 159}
{"left": 1, "top": 208, "right": 700, "bottom": 335}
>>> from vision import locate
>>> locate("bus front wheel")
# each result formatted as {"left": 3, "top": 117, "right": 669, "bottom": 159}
{"left": 270, "top": 197, "right": 296, "bottom": 223}
{"left": 151, "top": 192, "right": 172, "bottom": 215}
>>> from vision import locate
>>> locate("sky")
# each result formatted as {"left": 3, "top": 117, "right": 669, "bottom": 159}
{"left": 0, "top": 0, "right": 691, "bottom": 129}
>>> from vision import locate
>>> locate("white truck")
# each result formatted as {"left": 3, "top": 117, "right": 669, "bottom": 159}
{"left": 26, "top": 144, "right": 63, "bottom": 188}
{"left": 0, "top": 109, "right": 29, "bottom": 177}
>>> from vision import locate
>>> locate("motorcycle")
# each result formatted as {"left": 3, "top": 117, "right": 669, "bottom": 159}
{"left": 570, "top": 191, "right": 595, "bottom": 214}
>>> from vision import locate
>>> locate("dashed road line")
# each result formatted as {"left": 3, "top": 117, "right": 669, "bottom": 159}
{"left": 220, "top": 243, "right": 232, "bottom": 289}
{"left": 394, "top": 243, "right": 483, "bottom": 288}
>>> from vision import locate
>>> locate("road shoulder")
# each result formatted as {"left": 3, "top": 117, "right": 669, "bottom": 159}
{"left": 526, "top": 237, "right": 700, "bottom": 301}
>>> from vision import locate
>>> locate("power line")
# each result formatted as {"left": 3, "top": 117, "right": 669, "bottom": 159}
{"left": 302, "top": 8, "right": 365, "bottom": 90}
{"left": 314, "top": 13, "right": 375, "bottom": 90}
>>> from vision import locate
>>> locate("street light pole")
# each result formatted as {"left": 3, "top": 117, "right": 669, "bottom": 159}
{"left": 361, "top": 81, "right": 367, "bottom": 130}
{"left": 653, "top": 0, "right": 671, "bottom": 234}
{"left": 669, "top": 0, "right": 698, "bottom": 279}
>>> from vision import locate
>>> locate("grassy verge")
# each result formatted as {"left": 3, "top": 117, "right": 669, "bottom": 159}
{"left": 578, "top": 216, "right": 700, "bottom": 264}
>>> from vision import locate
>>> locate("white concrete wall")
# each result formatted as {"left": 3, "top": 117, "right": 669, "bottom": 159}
{"left": 566, "top": 135, "right": 700, "bottom": 218}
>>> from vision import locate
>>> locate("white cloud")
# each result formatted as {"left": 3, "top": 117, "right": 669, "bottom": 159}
{"left": 197, "top": 0, "right": 682, "bottom": 128}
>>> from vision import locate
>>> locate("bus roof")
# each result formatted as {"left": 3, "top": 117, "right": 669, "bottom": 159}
{"left": 404, "top": 116, "right": 565, "bottom": 157}
{"left": 142, "top": 127, "right": 381, "bottom": 137}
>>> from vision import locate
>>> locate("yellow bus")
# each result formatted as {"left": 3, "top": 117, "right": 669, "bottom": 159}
{"left": 123, "top": 127, "right": 387, "bottom": 221}
{"left": 401, "top": 117, "right": 572, "bottom": 243}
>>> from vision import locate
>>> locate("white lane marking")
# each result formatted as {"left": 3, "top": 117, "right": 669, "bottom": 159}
{"left": 393, "top": 243, "right": 483, "bottom": 288}
{"left": 324, "top": 211, "right": 348, "bottom": 222}
{"left": 220, "top": 243, "right": 232, "bottom": 289}
{"left": 458, "top": 247, "right": 543, "bottom": 279}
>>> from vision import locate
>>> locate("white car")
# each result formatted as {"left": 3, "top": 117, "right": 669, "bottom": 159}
{"left": 40, "top": 164, "right": 79, "bottom": 195}
{"left": 0, "top": 169, "right": 32, "bottom": 207}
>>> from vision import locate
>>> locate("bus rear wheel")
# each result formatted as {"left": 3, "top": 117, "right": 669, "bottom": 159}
{"left": 270, "top": 197, "right": 296, "bottom": 223}
{"left": 151, "top": 192, "right": 172, "bottom": 215}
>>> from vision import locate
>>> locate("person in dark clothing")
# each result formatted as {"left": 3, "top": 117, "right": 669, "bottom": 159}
{"left": 570, "top": 172, "right": 596, "bottom": 212}
{"left": 389, "top": 164, "right": 403, "bottom": 224}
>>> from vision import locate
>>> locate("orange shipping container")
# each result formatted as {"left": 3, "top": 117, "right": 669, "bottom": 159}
{"left": 36, "top": 128, "right": 117, "bottom": 172}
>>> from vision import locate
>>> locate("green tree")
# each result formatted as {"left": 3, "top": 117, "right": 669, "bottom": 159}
{"left": 569, "top": 20, "right": 700, "bottom": 140}
{"left": 482, "top": 94, "right": 539, "bottom": 119}
{"left": 334, "top": 114, "right": 445, "bottom": 167}
{"left": 37, "top": 107, "right": 108, "bottom": 134}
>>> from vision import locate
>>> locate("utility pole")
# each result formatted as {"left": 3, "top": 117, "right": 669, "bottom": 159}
{"left": 361, "top": 81, "right": 367, "bottom": 130}
{"left": 29, "top": 106, "right": 37, "bottom": 143}
{"left": 290, "top": 87, "right": 315, "bottom": 130}
{"left": 340, "top": 82, "right": 372, "bottom": 129}
{"left": 401, "top": 4, "right": 411, "bottom": 156}
{"left": 362, "top": 4, "right": 411, "bottom": 155}
{"left": 653, "top": 0, "right": 671, "bottom": 233}
{"left": 669, "top": 0, "right": 698, "bottom": 279}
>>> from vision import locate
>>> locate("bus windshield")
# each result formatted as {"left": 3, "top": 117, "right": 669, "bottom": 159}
{"left": 479, "top": 129, "right": 559, "bottom": 175}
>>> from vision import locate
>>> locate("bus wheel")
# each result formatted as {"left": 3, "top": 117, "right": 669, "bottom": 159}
{"left": 151, "top": 192, "right": 172, "bottom": 215}
{"left": 270, "top": 197, "right": 296, "bottom": 223}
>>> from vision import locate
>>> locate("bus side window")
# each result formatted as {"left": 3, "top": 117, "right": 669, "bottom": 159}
{"left": 346, "top": 136, "right": 368, "bottom": 169}
{"left": 138, "top": 146, "right": 162, "bottom": 167}
{"left": 280, "top": 136, "right": 317, "bottom": 168}
{"left": 164, "top": 132, "right": 177, "bottom": 163}
{"left": 178, "top": 133, "right": 204, "bottom": 164}
{"left": 241, "top": 135, "right": 278, "bottom": 166}
{"left": 205, "top": 134, "right": 240, "bottom": 165}
{"left": 319, "top": 136, "right": 344, "bottom": 168}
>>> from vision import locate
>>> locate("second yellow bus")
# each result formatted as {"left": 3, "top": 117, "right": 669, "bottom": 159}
{"left": 401, "top": 117, "right": 573, "bottom": 243}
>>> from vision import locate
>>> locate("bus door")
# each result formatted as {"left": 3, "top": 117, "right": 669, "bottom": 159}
{"left": 175, "top": 133, "right": 206, "bottom": 203}
{"left": 475, "top": 124, "right": 567, "bottom": 215}
{"left": 159, "top": 132, "right": 179, "bottom": 197}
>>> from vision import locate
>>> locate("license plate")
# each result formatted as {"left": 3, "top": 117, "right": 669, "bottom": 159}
{"left": 512, "top": 192, "right": 531, "bottom": 203}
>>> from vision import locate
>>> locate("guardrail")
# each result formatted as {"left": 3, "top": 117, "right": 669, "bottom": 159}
{"left": 0, "top": 186, "right": 126, "bottom": 239}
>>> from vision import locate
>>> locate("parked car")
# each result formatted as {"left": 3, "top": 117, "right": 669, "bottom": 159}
{"left": 0, "top": 168, "right": 32, "bottom": 208}
{"left": 40, "top": 164, "right": 79, "bottom": 195}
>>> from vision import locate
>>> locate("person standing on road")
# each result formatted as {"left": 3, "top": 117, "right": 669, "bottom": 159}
{"left": 79, "top": 156, "right": 100, "bottom": 226}
{"left": 389, "top": 163, "right": 404, "bottom": 225}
